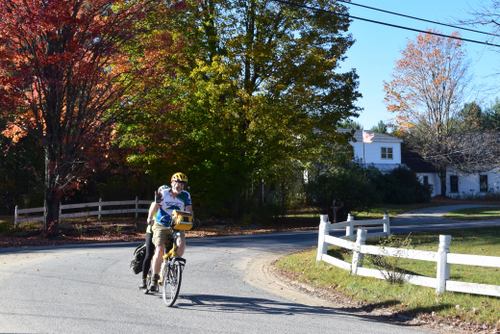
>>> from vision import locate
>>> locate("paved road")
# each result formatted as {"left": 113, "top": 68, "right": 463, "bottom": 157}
{"left": 1, "top": 204, "right": 497, "bottom": 334}
{"left": 390, "top": 204, "right": 500, "bottom": 233}
{"left": 1, "top": 233, "right": 432, "bottom": 334}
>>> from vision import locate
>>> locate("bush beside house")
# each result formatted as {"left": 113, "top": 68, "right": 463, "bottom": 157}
{"left": 305, "top": 163, "right": 430, "bottom": 221}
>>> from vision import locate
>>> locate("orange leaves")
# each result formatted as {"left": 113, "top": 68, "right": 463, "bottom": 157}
{"left": 1, "top": 123, "right": 26, "bottom": 143}
{"left": 0, "top": 0, "right": 150, "bottom": 175}
{"left": 384, "top": 30, "right": 468, "bottom": 129}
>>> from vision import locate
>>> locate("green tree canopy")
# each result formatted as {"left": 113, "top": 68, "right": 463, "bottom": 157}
{"left": 118, "top": 0, "right": 360, "bottom": 219}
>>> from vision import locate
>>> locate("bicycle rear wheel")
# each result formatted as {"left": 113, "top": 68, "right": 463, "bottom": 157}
{"left": 162, "top": 259, "right": 183, "bottom": 307}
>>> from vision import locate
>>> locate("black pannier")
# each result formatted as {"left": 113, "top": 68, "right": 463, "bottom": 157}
{"left": 130, "top": 243, "right": 146, "bottom": 274}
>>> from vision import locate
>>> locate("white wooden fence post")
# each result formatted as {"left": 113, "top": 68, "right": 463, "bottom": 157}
{"left": 14, "top": 205, "right": 18, "bottom": 226}
{"left": 383, "top": 212, "right": 391, "bottom": 236}
{"left": 316, "top": 215, "right": 330, "bottom": 262}
{"left": 351, "top": 228, "right": 367, "bottom": 275}
{"left": 98, "top": 197, "right": 102, "bottom": 220}
{"left": 436, "top": 235, "right": 451, "bottom": 294}
{"left": 135, "top": 196, "right": 139, "bottom": 220}
{"left": 346, "top": 213, "right": 354, "bottom": 240}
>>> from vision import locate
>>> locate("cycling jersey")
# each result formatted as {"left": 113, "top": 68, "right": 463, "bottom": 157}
{"left": 155, "top": 186, "right": 192, "bottom": 227}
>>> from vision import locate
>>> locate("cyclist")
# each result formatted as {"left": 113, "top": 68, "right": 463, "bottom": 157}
{"left": 146, "top": 172, "right": 193, "bottom": 292}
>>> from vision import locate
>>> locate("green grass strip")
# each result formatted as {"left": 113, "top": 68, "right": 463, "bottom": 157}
{"left": 275, "top": 228, "right": 500, "bottom": 326}
{"left": 444, "top": 207, "right": 500, "bottom": 220}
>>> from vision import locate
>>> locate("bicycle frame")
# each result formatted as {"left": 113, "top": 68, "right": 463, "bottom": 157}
{"left": 159, "top": 233, "right": 180, "bottom": 284}
{"left": 160, "top": 231, "right": 185, "bottom": 306}
{"left": 144, "top": 228, "right": 186, "bottom": 307}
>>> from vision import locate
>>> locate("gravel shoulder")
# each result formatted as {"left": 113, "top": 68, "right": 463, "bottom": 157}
{"left": 245, "top": 253, "right": 497, "bottom": 334}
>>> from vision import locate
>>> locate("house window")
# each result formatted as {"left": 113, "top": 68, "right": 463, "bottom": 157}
{"left": 381, "top": 147, "right": 393, "bottom": 160}
{"left": 450, "top": 175, "right": 459, "bottom": 193}
{"left": 480, "top": 175, "right": 488, "bottom": 192}
{"left": 423, "top": 175, "right": 429, "bottom": 186}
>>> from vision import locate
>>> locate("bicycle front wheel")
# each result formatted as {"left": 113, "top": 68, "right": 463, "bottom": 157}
{"left": 162, "top": 260, "right": 183, "bottom": 307}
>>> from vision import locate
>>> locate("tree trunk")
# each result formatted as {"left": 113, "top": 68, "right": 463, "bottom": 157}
{"left": 44, "top": 147, "right": 61, "bottom": 237}
{"left": 439, "top": 169, "right": 447, "bottom": 197}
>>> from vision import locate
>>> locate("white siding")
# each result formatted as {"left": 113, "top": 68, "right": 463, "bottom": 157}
{"left": 351, "top": 131, "right": 402, "bottom": 171}
{"left": 417, "top": 173, "right": 441, "bottom": 197}
{"left": 347, "top": 129, "right": 500, "bottom": 198}
{"left": 447, "top": 168, "right": 500, "bottom": 198}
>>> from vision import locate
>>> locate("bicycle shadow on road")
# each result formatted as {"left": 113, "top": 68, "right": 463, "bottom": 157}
{"left": 177, "top": 293, "right": 353, "bottom": 315}
{"left": 176, "top": 293, "right": 452, "bottom": 329}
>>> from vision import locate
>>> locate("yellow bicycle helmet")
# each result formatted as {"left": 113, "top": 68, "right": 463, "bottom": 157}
{"left": 171, "top": 172, "right": 188, "bottom": 183}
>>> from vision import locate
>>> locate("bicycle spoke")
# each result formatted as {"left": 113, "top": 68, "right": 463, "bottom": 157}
{"left": 162, "top": 260, "right": 183, "bottom": 307}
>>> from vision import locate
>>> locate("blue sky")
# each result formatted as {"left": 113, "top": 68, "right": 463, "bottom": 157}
{"left": 339, "top": 0, "right": 500, "bottom": 129}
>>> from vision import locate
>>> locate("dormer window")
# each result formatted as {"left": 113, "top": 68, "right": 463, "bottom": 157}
{"left": 381, "top": 147, "right": 393, "bottom": 160}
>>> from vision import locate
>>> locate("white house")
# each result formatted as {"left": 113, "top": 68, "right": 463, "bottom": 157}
{"left": 415, "top": 167, "right": 500, "bottom": 198}
{"left": 445, "top": 168, "right": 500, "bottom": 199}
{"left": 350, "top": 130, "right": 500, "bottom": 198}
{"left": 350, "top": 130, "right": 402, "bottom": 172}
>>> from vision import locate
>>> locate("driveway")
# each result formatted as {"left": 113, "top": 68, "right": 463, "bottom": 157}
{"left": 390, "top": 204, "right": 500, "bottom": 233}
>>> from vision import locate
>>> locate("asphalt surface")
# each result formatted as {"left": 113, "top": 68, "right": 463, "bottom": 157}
{"left": 0, "top": 234, "right": 432, "bottom": 334}
{"left": 0, "top": 204, "right": 498, "bottom": 334}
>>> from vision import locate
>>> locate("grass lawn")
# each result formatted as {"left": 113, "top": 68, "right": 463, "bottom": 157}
{"left": 352, "top": 202, "right": 450, "bottom": 219}
{"left": 281, "top": 203, "right": 442, "bottom": 221}
{"left": 275, "top": 228, "right": 500, "bottom": 327}
{"left": 444, "top": 207, "right": 500, "bottom": 220}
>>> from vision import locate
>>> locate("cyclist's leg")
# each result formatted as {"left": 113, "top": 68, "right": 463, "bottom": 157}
{"left": 175, "top": 231, "right": 186, "bottom": 257}
{"left": 150, "top": 225, "right": 168, "bottom": 291}
{"left": 140, "top": 232, "right": 155, "bottom": 288}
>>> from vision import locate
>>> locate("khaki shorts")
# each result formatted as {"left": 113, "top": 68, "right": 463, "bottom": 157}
{"left": 152, "top": 224, "right": 185, "bottom": 248}
{"left": 152, "top": 224, "right": 172, "bottom": 247}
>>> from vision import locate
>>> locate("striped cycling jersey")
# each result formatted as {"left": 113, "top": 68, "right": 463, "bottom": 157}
{"left": 155, "top": 186, "right": 192, "bottom": 227}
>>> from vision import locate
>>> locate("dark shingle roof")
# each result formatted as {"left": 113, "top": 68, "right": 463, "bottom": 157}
{"left": 401, "top": 149, "right": 437, "bottom": 173}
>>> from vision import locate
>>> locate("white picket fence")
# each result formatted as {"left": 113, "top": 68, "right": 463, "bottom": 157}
{"left": 317, "top": 214, "right": 500, "bottom": 297}
{"left": 14, "top": 197, "right": 152, "bottom": 226}
{"left": 331, "top": 213, "right": 391, "bottom": 240}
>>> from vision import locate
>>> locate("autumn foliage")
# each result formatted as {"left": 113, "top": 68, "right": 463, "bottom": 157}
{"left": 0, "top": 0, "right": 148, "bottom": 234}
{"left": 384, "top": 31, "right": 467, "bottom": 131}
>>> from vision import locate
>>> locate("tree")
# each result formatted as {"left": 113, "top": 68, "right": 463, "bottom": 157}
{"left": 0, "top": 122, "right": 44, "bottom": 214}
{"left": 0, "top": 1, "right": 147, "bottom": 235}
{"left": 483, "top": 99, "right": 500, "bottom": 130}
{"left": 384, "top": 31, "right": 473, "bottom": 196}
{"left": 457, "top": 102, "right": 483, "bottom": 129}
{"left": 370, "top": 120, "right": 388, "bottom": 134}
{"left": 119, "top": 0, "right": 360, "bottom": 219}
{"left": 339, "top": 119, "right": 362, "bottom": 130}
{"left": 461, "top": 1, "right": 499, "bottom": 51}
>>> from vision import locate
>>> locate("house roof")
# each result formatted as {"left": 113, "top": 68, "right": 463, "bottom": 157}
{"left": 350, "top": 130, "right": 403, "bottom": 143}
{"left": 401, "top": 149, "right": 438, "bottom": 173}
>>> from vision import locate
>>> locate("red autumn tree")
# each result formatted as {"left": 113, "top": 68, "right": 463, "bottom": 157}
{"left": 0, "top": 0, "right": 148, "bottom": 235}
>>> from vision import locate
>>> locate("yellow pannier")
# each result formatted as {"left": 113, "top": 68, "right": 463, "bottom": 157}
{"left": 171, "top": 210, "right": 193, "bottom": 231}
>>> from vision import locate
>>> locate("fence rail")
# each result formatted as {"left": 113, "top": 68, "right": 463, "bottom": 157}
{"left": 14, "top": 197, "right": 152, "bottom": 225}
{"left": 330, "top": 213, "right": 391, "bottom": 240}
{"left": 316, "top": 214, "right": 500, "bottom": 297}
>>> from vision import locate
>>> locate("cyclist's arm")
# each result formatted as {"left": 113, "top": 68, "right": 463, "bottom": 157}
{"left": 185, "top": 205, "right": 193, "bottom": 214}
{"left": 147, "top": 202, "right": 160, "bottom": 225}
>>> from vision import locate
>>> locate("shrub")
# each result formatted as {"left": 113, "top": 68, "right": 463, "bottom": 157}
{"left": 370, "top": 167, "right": 431, "bottom": 204}
{"left": 305, "top": 163, "right": 381, "bottom": 221}
{"left": 367, "top": 234, "right": 413, "bottom": 284}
